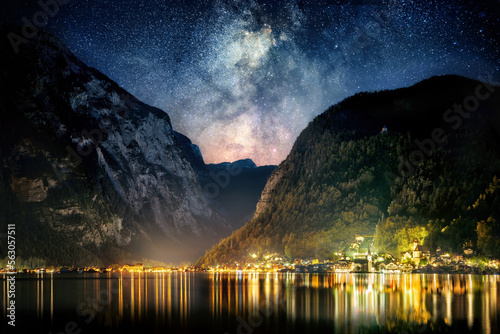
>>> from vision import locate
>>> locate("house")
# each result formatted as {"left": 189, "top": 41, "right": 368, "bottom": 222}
{"left": 436, "top": 246, "right": 442, "bottom": 257}
{"left": 448, "top": 262, "right": 459, "bottom": 272}
{"left": 295, "top": 265, "right": 307, "bottom": 273}
{"left": 377, "top": 263, "right": 386, "bottom": 272}
{"left": 385, "top": 262, "right": 400, "bottom": 273}
{"left": 400, "top": 238, "right": 431, "bottom": 265}
{"left": 488, "top": 259, "right": 500, "bottom": 269}
{"left": 463, "top": 248, "right": 474, "bottom": 256}
{"left": 351, "top": 258, "right": 370, "bottom": 272}
{"left": 333, "top": 260, "right": 350, "bottom": 273}
{"left": 401, "top": 251, "right": 412, "bottom": 259}
{"left": 122, "top": 263, "right": 144, "bottom": 272}
{"left": 400, "top": 263, "right": 414, "bottom": 273}
{"left": 310, "top": 264, "right": 326, "bottom": 273}
{"left": 412, "top": 238, "right": 430, "bottom": 259}
{"left": 152, "top": 266, "right": 168, "bottom": 272}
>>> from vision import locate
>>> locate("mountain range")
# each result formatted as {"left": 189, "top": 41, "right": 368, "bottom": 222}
{"left": 0, "top": 26, "right": 275, "bottom": 266}
{"left": 2, "top": 25, "right": 499, "bottom": 268}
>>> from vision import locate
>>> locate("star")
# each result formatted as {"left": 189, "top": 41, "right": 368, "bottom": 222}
{"left": 4, "top": 0, "right": 497, "bottom": 166}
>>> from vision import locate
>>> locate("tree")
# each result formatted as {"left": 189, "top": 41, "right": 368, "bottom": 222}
{"left": 476, "top": 218, "right": 500, "bottom": 257}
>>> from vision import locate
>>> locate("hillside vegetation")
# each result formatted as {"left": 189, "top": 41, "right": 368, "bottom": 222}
{"left": 198, "top": 75, "right": 500, "bottom": 266}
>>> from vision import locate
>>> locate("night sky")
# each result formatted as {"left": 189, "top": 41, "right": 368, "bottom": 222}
{"left": 2, "top": 0, "right": 499, "bottom": 166}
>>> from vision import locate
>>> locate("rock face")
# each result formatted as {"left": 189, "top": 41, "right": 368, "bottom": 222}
{"left": 173, "top": 131, "right": 206, "bottom": 171}
{"left": 0, "top": 26, "right": 228, "bottom": 264}
{"left": 10, "top": 176, "right": 50, "bottom": 202}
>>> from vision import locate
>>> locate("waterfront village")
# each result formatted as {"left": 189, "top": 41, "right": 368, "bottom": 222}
{"left": 2, "top": 236, "right": 500, "bottom": 275}
{"left": 210, "top": 237, "right": 500, "bottom": 275}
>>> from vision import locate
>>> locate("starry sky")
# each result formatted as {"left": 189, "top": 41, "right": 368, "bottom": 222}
{"left": 2, "top": 0, "right": 500, "bottom": 166}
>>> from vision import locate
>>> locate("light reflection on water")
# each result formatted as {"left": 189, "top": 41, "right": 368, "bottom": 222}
{"left": 1, "top": 272, "right": 499, "bottom": 333}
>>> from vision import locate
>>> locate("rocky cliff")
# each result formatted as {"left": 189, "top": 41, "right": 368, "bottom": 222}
{"left": 0, "top": 26, "right": 229, "bottom": 264}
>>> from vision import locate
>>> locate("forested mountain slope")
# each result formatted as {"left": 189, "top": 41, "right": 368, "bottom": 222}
{"left": 198, "top": 75, "right": 500, "bottom": 265}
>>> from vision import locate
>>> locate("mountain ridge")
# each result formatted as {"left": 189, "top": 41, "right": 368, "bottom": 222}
{"left": 0, "top": 26, "right": 273, "bottom": 265}
{"left": 197, "top": 74, "right": 500, "bottom": 266}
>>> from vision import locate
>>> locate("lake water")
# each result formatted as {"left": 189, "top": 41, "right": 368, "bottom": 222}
{"left": 1, "top": 272, "right": 499, "bottom": 333}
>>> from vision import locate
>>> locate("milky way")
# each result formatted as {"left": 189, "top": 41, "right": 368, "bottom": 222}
{"left": 2, "top": 0, "right": 499, "bottom": 165}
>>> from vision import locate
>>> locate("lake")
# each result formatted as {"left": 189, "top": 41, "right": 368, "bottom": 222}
{"left": 1, "top": 272, "right": 499, "bottom": 333}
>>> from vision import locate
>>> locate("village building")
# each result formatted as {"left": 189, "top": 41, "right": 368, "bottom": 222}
{"left": 385, "top": 262, "right": 400, "bottom": 273}
{"left": 436, "top": 246, "right": 442, "bottom": 257}
{"left": 463, "top": 248, "right": 475, "bottom": 256}
{"left": 333, "top": 260, "right": 350, "bottom": 273}
{"left": 412, "top": 238, "right": 430, "bottom": 259}
{"left": 401, "top": 238, "right": 430, "bottom": 265}
{"left": 122, "top": 263, "right": 144, "bottom": 272}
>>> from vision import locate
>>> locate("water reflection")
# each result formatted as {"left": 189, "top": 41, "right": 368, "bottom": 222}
{"left": 1, "top": 272, "right": 499, "bottom": 333}
{"left": 205, "top": 272, "right": 500, "bottom": 333}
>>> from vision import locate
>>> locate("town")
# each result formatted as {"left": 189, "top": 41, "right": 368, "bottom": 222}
{"left": 1, "top": 236, "right": 499, "bottom": 275}
{"left": 208, "top": 236, "right": 500, "bottom": 275}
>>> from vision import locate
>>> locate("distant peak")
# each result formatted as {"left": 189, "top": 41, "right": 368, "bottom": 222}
{"left": 208, "top": 158, "right": 257, "bottom": 169}
{"left": 232, "top": 159, "right": 257, "bottom": 169}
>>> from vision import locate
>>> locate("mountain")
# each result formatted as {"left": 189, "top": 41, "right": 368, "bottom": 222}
{"left": 201, "top": 160, "right": 277, "bottom": 228}
{"left": 197, "top": 75, "right": 500, "bottom": 266}
{"left": 0, "top": 26, "right": 236, "bottom": 265}
{"left": 174, "top": 131, "right": 277, "bottom": 229}
{"left": 173, "top": 131, "right": 206, "bottom": 171}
